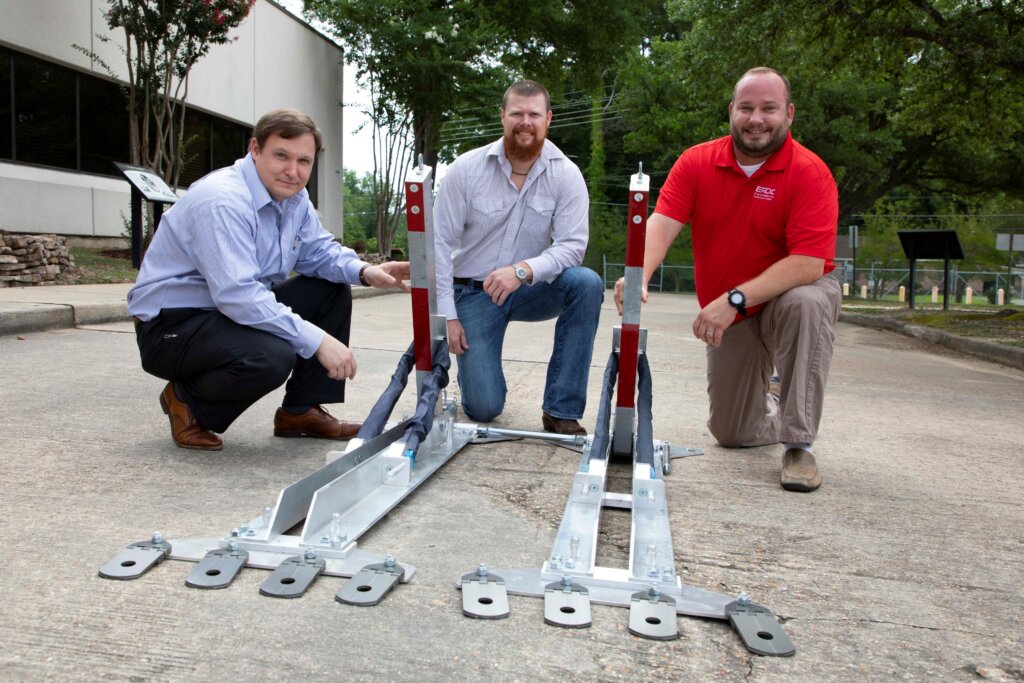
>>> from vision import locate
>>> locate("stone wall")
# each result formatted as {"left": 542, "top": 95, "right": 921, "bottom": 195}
{"left": 0, "top": 231, "right": 75, "bottom": 287}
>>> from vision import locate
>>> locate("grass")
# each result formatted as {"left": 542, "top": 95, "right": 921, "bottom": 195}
{"left": 61, "top": 247, "right": 138, "bottom": 285}
{"left": 842, "top": 298, "right": 1024, "bottom": 348}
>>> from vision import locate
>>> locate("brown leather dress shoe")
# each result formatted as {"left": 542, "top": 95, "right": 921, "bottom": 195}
{"left": 542, "top": 412, "right": 587, "bottom": 436}
{"left": 273, "top": 406, "right": 362, "bottom": 440}
{"left": 159, "top": 383, "right": 223, "bottom": 451}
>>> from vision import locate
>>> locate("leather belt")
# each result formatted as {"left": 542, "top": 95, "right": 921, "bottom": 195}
{"left": 453, "top": 277, "right": 486, "bottom": 288}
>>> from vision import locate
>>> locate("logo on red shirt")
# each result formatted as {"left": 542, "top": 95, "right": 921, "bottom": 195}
{"left": 754, "top": 185, "right": 776, "bottom": 201}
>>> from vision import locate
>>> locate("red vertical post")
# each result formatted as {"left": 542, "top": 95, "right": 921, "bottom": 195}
{"left": 404, "top": 162, "right": 438, "bottom": 397}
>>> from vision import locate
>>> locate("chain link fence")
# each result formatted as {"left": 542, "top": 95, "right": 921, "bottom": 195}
{"left": 601, "top": 256, "right": 1024, "bottom": 304}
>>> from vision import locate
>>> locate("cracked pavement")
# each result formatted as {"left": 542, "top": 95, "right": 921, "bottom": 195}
{"left": 0, "top": 291, "right": 1021, "bottom": 681}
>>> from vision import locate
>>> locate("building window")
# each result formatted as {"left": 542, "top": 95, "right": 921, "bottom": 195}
{"left": 79, "top": 76, "right": 130, "bottom": 175}
{"left": 0, "top": 52, "right": 11, "bottom": 160}
{"left": 0, "top": 47, "right": 255, "bottom": 193}
{"left": 14, "top": 53, "right": 76, "bottom": 169}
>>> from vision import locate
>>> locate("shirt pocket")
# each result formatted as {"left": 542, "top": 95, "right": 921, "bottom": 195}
{"left": 523, "top": 193, "right": 556, "bottom": 236}
{"left": 471, "top": 198, "right": 509, "bottom": 231}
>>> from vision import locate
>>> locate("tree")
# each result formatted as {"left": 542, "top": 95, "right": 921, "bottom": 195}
{"left": 97, "top": 0, "right": 254, "bottom": 187}
{"left": 617, "top": 0, "right": 1024, "bottom": 221}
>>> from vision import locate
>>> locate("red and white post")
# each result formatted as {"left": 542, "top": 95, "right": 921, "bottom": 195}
{"left": 612, "top": 164, "right": 649, "bottom": 456}
{"left": 403, "top": 160, "right": 447, "bottom": 399}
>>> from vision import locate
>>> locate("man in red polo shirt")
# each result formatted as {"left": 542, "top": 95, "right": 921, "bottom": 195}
{"left": 615, "top": 66, "right": 841, "bottom": 492}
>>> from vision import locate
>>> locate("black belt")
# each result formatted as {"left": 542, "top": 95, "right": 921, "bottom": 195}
{"left": 453, "top": 277, "right": 486, "bottom": 288}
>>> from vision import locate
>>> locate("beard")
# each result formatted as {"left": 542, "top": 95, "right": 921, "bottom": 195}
{"left": 730, "top": 117, "right": 789, "bottom": 160}
{"left": 503, "top": 124, "right": 546, "bottom": 162}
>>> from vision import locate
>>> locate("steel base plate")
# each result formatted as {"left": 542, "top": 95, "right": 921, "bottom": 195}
{"left": 98, "top": 539, "right": 171, "bottom": 580}
{"left": 460, "top": 571, "right": 510, "bottom": 619}
{"left": 628, "top": 590, "right": 679, "bottom": 640}
{"left": 185, "top": 547, "right": 248, "bottom": 589}
{"left": 726, "top": 601, "right": 796, "bottom": 656}
{"left": 336, "top": 562, "right": 404, "bottom": 606}
{"left": 543, "top": 580, "right": 591, "bottom": 628}
{"left": 259, "top": 554, "right": 326, "bottom": 599}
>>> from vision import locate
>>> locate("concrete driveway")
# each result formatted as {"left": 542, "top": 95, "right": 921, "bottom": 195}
{"left": 0, "top": 291, "right": 1021, "bottom": 681}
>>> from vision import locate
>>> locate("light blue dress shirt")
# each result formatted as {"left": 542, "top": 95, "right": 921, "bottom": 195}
{"left": 433, "top": 138, "right": 590, "bottom": 320}
{"left": 127, "top": 154, "right": 366, "bottom": 359}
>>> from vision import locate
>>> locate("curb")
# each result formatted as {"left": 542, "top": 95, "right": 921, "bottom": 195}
{"left": 839, "top": 312, "right": 1024, "bottom": 371}
{"left": 0, "top": 286, "right": 402, "bottom": 337}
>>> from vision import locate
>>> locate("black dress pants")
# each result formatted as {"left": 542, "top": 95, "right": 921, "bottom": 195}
{"left": 134, "top": 276, "right": 353, "bottom": 432}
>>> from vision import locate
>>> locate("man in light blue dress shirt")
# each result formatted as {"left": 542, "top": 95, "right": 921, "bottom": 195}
{"left": 128, "top": 109, "right": 409, "bottom": 451}
{"left": 434, "top": 81, "right": 603, "bottom": 435}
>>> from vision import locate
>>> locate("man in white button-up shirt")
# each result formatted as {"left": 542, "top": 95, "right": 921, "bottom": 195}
{"left": 433, "top": 80, "right": 603, "bottom": 435}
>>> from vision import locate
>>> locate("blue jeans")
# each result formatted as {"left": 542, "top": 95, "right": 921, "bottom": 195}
{"left": 453, "top": 266, "right": 604, "bottom": 422}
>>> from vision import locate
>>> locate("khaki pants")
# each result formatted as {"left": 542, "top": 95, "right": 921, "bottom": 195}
{"left": 706, "top": 274, "right": 841, "bottom": 447}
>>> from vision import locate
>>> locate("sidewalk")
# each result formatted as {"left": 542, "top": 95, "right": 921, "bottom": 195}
{"left": 0, "top": 282, "right": 396, "bottom": 336}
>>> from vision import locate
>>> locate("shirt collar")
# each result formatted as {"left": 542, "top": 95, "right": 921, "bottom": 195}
{"left": 714, "top": 131, "right": 795, "bottom": 173}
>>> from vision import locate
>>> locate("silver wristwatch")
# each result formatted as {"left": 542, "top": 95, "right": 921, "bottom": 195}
{"left": 514, "top": 264, "right": 529, "bottom": 286}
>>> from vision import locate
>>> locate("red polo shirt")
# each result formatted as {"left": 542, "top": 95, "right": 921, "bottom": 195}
{"left": 654, "top": 132, "right": 838, "bottom": 313}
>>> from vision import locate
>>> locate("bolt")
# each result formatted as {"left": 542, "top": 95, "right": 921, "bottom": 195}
{"left": 409, "top": 183, "right": 419, "bottom": 193}
{"left": 261, "top": 506, "right": 273, "bottom": 529}
{"left": 638, "top": 488, "right": 647, "bottom": 497}
{"left": 660, "top": 566, "right": 674, "bottom": 581}
{"left": 238, "top": 524, "right": 249, "bottom": 535}
{"left": 632, "top": 215, "right": 642, "bottom": 224}
{"left": 549, "top": 556, "right": 562, "bottom": 570}
{"left": 634, "top": 192, "right": 643, "bottom": 202}
{"left": 227, "top": 539, "right": 239, "bottom": 552}
{"left": 564, "top": 559, "right": 576, "bottom": 569}
{"left": 151, "top": 531, "right": 164, "bottom": 545}
{"left": 648, "top": 586, "right": 661, "bottom": 599}
{"left": 570, "top": 535, "right": 580, "bottom": 560}
{"left": 589, "top": 484, "right": 599, "bottom": 493}
{"left": 320, "top": 535, "right": 330, "bottom": 544}
{"left": 737, "top": 592, "right": 750, "bottom": 607}
{"left": 384, "top": 555, "right": 396, "bottom": 568}
{"left": 476, "top": 563, "right": 488, "bottom": 577}
{"left": 246, "top": 528, "right": 256, "bottom": 537}
{"left": 304, "top": 548, "right": 317, "bottom": 560}
{"left": 410, "top": 205, "right": 421, "bottom": 214}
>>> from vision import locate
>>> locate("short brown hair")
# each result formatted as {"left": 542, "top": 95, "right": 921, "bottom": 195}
{"left": 502, "top": 80, "right": 551, "bottom": 112}
{"left": 252, "top": 108, "right": 323, "bottom": 153}
{"left": 733, "top": 67, "right": 792, "bottom": 105}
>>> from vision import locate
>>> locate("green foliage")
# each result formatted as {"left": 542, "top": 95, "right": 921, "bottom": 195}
{"left": 617, "top": 0, "right": 1024, "bottom": 220}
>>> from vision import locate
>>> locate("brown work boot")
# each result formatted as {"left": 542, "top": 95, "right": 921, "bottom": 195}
{"left": 780, "top": 448, "right": 822, "bottom": 492}
{"left": 159, "top": 383, "right": 223, "bottom": 451}
{"left": 273, "top": 406, "right": 361, "bottom": 440}
{"left": 542, "top": 412, "right": 587, "bottom": 436}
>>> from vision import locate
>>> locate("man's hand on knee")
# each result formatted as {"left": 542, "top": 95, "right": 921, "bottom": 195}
{"left": 316, "top": 334, "right": 357, "bottom": 380}
{"left": 447, "top": 319, "right": 469, "bottom": 355}
{"left": 483, "top": 266, "right": 520, "bottom": 305}
{"left": 692, "top": 293, "right": 735, "bottom": 347}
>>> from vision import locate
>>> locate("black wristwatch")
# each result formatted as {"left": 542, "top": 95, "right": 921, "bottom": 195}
{"left": 727, "top": 288, "right": 747, "bottom": 316}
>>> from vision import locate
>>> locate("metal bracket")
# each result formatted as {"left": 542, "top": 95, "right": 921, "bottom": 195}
{"left": 185, "top": 543, "right": 248, "bottom": 589}
{"left": 726, "top": 600, "right": 795, "bottom": 657}
{"left": 335, "top": 556, "right": 405, "bottom": 606}
{"left": 98, "top": 533, "right": 170, "bottom": 580}
{"left": 628, "top": 588, "right": 679, "bottom": 640}
{"left": 543, "top": 577, "right": 591, "bottom": 628}
{"left": 460, "top": 565, "right": 510, "bottom": 619}
{"left": 258, "top": 552, "right": 325, "bottom": 599}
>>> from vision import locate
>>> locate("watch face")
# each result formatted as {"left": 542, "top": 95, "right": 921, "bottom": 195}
{"left": 515, "top": 267, "right": 527, "bottom": 279}
{"left": 729, "top": 291, "right": 742, "bottom": 305}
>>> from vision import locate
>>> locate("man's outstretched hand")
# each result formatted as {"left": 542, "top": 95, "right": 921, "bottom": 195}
{"left": 363, "top": 261, "right": 411, "bottom": 292}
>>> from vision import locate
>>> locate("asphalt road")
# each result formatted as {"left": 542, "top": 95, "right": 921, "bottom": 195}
{"left": 1, "top": 291, "right": 1021, "bottom": 681}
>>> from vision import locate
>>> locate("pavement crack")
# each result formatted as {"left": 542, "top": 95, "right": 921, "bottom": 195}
{"left": 787, "top": 616, "right": 1000, "bottom": 638}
